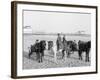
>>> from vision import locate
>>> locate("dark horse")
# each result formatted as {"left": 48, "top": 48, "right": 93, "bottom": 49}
{"left": 28, "top": 40, "right": 46, "bottom": 63}
{"left": 62, "top": 40, "right": 78, "bottom": 58}
{"left": 78, "top": 40, "right": 91, "bottom": 62}
{"left": 48, "top": 41, "right": 53, "bottom": 50}
{"left": 67, "top": 40, "right": 78, "bottom": 52}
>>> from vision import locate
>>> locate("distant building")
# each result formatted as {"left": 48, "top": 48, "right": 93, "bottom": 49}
{"left": 23, "top": 26, "right": 33, "bottom": 34}
{"left": 76, "top": 31, "right": 85, "bottom": 34}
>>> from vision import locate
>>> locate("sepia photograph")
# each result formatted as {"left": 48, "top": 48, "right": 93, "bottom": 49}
{"left": 11, "top": 1, "right": 97, "bottom": 78}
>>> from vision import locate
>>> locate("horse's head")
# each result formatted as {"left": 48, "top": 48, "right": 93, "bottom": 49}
{"left": 66, "top": 40, "right": 78, "bottom": 51}
{"left": 40, "top": 40, "right": 46, "bottom": 50}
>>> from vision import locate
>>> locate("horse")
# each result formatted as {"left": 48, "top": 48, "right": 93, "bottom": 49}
{"left": 78, "top": 40, "right": 91, "bottom": 62}
{"left": 56, "top": 37, "right": 72, "bottom": 59}
{"left": 48, "top": 41, "right": 53, "bottom": 50}
{"left": 61, "top": 40, "right": 78, "bottom": 58}
{"left": 28, "top": 40, "right": 46, "bottom": 63}
{"left": 67, "top": 40, "right": 78, "bottom": 52}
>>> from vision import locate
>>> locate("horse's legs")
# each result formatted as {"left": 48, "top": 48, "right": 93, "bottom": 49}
{"left": 67, "top": 46, "right": 71, "bottom": 58}
{"left": 42, "top": 51, "right": 44, "bottom": 58}
{"left": 29, "top": 51, "right": 32, "bottom": 58}
{"left": 62, "top": 50, "right": 65, "bottom": 59}
{"left": 78, "top": 50, "right": 82, "bottom": 60}
{"left": 36, "top": 52, "right": 39, "bottom": 61}
{"left": 80, "top": 53, "right": 83, "bottom": 60}
{"left": 38, "top": 52, "right": 43, "bottom": 63}
{"left": 85, "top": 53, "right": 87, "bottom": 62}
{"left": 78, "top": 51, "right": 80, "bottom": 60}
{"left": 57, "top": 44, "right": 59, "bottom": 51}
{"left": 67, "top": 50, "right": 70, "bottom": 58}
{"left": 87, "top": 53, "right": 90, "bottom": 62}
{"left": 86, "top": 50, "right": 89, "bottom": 62}
{"left": 48, "top": 45, "right": 50, "bottom": 50}
{"left": 87, "top": 50, "right": 90, "bottom": 62}
{"left": 36, "top": 52, "right": 40, "bottom": 63}
{"left": 67, "top": 52, "right": 70, "bottom": 58}
{"left": 40, "top": 53, "right": 43, "bottom": 62}
{"left": 72, "top": 51, "right": 74, "bottom": 54}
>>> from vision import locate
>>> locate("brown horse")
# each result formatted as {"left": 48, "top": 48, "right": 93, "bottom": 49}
{"left": 78, "top": 40, "right": 91, "bottom": 62}
{"left": 28, "top": 40, "right": 46, "bottom": 63}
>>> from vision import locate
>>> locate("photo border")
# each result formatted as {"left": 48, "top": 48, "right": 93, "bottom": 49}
{"left": 11, "top": 1, "right": 98, "bottom": 79}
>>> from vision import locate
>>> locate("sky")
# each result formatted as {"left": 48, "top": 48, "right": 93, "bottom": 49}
{"left": 23, "top": 10, "right": 91, "bottom": 34}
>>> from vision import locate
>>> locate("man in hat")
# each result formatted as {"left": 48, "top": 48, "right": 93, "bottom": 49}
{"left": 56, "top": 33, "right": 62, "bottom": 51}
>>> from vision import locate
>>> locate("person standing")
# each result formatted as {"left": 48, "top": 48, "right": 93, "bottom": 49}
{"left": 34, "top": 39, "right": 40, "bottom": 61}
{"left": 62, "top": 34, "right": 67, "bottom": 59}
{"left": 56, "top": 33, "right": 62, "bottom": 51}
